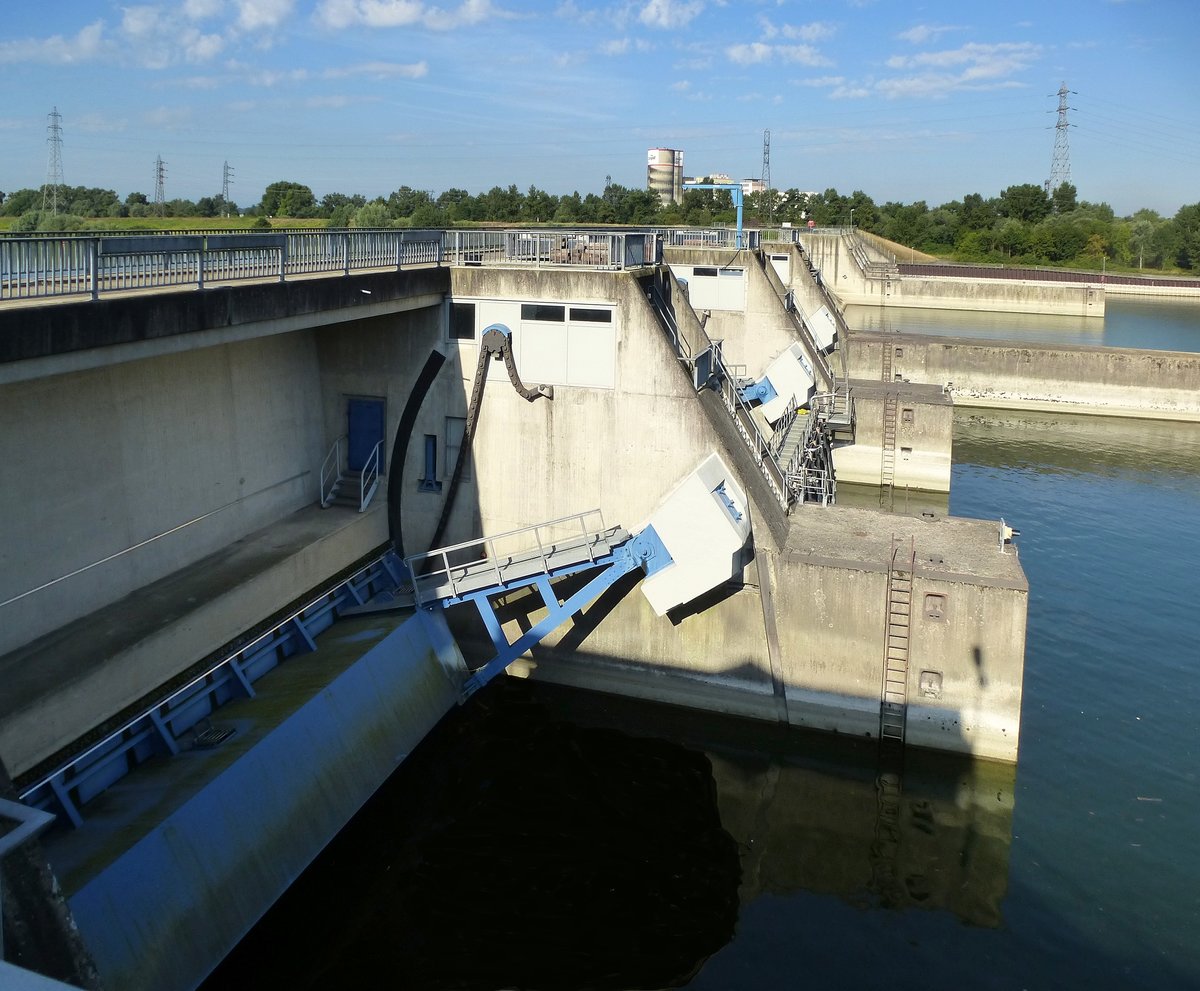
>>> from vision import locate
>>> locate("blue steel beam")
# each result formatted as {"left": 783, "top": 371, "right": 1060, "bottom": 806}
{"left": 455, "top": 527, "right": 672, "bottom": 701}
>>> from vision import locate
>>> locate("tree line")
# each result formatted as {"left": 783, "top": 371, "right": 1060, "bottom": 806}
{"left": 2, "top": 178, "right": 1197, "bottom": 272}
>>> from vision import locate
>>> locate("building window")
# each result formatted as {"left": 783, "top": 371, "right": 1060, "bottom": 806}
{"left": 445, "top": 416, "right": 471, "bottom": 483}
{"left": 450, "top": 301, "right": 475, "bottom": 341}
{"left": 520, "top": 303, "right": 565, "bottom": 322}
{"left": 569, "top": 307, "right": 612, "bottom": 323}
{"left": 694, "top": 267, "right": 719, "bottom": 277}
{"left": 418, "top": 434, "right": 441, "bottom": 492}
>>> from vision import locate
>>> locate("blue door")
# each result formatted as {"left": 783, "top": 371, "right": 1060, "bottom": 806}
{"left": 347, "top": 397, "right": 385, "bottom": 472}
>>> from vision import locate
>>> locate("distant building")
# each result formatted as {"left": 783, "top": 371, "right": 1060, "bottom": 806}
{"left": 647, "top": 148, "right": 684, "bottom": 206}
{"left": 740, "top": 178, "right": 766, "bottom": 196}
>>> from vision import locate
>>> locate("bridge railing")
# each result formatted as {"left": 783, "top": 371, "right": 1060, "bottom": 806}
{"left": 0, "top": 230, "right": 444, "bottom": 303}
{"left": 445, "top": 230, "right": 659, "bottom": 270}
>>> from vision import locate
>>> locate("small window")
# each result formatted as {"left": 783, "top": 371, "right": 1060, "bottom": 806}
{"left": 902, "top": 407, "right": 914, "bottom": 424}
{"left": 894, "top": 346, "right": 903, "bottom": 358}
{"left": 719, "top": 268, "right": 743, "bottom": 278}
{"left": 569, "top": 307, "right": 612, "bottom": 323}
{"left": 693, "top": 266, "right": 719, "bottom": 277}
{"left": 418, "top": 435, "right": 441, "bottom": 492}
{"left": 521, "top": 303, "right": 565, "bottom": 322}
{"left": 450, "top": 301, "right": 475, "bottom": 341}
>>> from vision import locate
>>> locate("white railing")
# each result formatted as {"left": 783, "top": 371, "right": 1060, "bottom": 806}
{"left": 444, "top": 230, "right": 658, "bottom": 270}
{"left": 405, "top": 508, "right": 613, "bottom": 607}
{"left": 359, "top": 440, "right": 382, "bottom": 512}
{"left": 0, "top": 230, "right": 444, "bottom": 303}
{"left": 319, "top": 436, "right": 345, "bottom": 508}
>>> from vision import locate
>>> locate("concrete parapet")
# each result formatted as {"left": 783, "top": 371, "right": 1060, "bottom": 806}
{"left": 849, "top": 332, "right": 1200, "bottom": 420}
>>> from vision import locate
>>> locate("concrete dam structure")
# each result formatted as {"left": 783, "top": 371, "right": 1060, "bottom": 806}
{"left": 0, "top": 229, "right": 1027, "bottom": 990}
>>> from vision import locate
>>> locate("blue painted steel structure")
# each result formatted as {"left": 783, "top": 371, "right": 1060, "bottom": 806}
{"left": 410, "top": 525, "right": 673, "bottom": 701}
{"left": 682, "top": 182, "right": 746, "bottom": 249}
{"left": 18, "top": 552, "right": 407, "bottom": 827}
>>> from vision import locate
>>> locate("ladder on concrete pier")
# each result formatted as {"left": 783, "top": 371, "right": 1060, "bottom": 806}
{"left": 880, "top": 536, "right": 915, "bottom": 744}
{"left": 880, "top": 391, "right": 898, "bottom": 506}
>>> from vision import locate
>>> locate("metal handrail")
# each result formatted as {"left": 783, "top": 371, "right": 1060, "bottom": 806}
{"left": 359, "top": 440, "right": 382, "bottom": 511}
{"left": 405, "top": 508, "right": 610, "bottom": 606}
{"left": 319, "top": 436, "right": 345, "bottom": 507}
{"left": 645, "top": 277, "right": 791, "bottom": 511}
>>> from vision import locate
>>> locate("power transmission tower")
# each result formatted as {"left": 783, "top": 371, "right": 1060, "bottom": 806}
{"left": 43, "top": 107, "right": 66, "bottom": 215}
{"left": 761, "top": 128, "right": 773, "bottom": 222}
{"left": 154, "top": 155, "right": 167, "bottom": 217}
{"left": 1046, "top": 81, "right": 1075, "bottom": 194}
{"left": 222, "top": 160, "right": 234, "bottom": 217}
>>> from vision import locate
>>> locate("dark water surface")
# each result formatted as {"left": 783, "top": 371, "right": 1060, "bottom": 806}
{"left": 847, "top": 295, "right": 1200, "bottom": 353}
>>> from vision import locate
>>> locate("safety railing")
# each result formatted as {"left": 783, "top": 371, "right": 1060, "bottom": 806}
{"left": 16, "top": 553, "right": 402, "bottom": 828}
{"left": 0, "top": 230, "right": 444, "bottom": 303}
{"left": 444, "top": 230, "right": 658, "bottom": 270}
{"left": 0, "top": 797, "right": 58, "bottom": 958}
{"left": 405, "top": 509, "right": 618, "bottom": 607}
{"left": 319, "top": 436, "right": 345, "bottom": 508}
{"left": 660, "top": 228, "right": 761, "bottom": 250}
{"left": 359, "top": 440, "right": 382, "bottom": 511}
{"left": 645, "top": 276, "right": 791, "bottom": 511}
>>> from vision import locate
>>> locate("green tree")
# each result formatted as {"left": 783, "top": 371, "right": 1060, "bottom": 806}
{"left": 260, "top": 181, "right": 317, "bottom": 217}
{"left": 1051, "top": 182, "right": 1078, "bottom": 213}
{"left": 1173, "top": 203, "right": 1200, "bottom": 270}
{"left": 998, "top": 183, "right": 1051, "bottom": 224}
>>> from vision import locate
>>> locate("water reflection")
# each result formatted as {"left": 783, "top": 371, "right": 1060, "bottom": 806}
{"left": 203, "top": 680, "right": 1015, "bottom": 991}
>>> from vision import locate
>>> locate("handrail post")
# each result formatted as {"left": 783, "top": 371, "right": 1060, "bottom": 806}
{"left": 278, "top": 239, "right": 286, "bottom": 284}
{"left": 89, "top": 238, "right": 99, "bottom": 301}
{"left": 343, "top": 232, "right": 351, "bottom": 276}
{"left": 197, "top": 239, "right": 205, "bottom": 291}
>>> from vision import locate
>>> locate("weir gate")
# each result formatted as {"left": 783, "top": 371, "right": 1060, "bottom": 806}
{"left": 0, "top": 227, "right": 1027, "bottom": 990}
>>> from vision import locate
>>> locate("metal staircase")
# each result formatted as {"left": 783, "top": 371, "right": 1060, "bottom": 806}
{"left": 880, "top": 536, "right": 915, "bottom": 743}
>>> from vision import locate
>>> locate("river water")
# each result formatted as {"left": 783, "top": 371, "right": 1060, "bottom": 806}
{"left": 205, "top": 301, "right": 1200, "bottom": 990}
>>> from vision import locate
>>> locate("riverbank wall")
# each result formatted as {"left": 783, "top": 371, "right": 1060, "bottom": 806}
{"left": 848, "top": 332, "right": 1200, "bottom": 421}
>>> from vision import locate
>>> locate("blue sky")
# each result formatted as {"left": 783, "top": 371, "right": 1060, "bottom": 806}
{"left": 2, "top": 0, "right": 1197, "bottom": 216}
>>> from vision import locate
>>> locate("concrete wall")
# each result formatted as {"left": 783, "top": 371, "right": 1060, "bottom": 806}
{"left": 772, "top": 509, "right": 1026, "bottom": 762}
{"left": 797, "top": 231, "right": 1105, "bottom": 317}
{"left": 433, "top": 266, "right": 1025, "bottom": 762}
{"left": 849, "top": 332, "right": 1200, "bottom": 420}
{"left": 0, "top": 332, "right": 326, "bottom": 655}
{"left": 835, "top": 382, "right": 954, "bottom": 492}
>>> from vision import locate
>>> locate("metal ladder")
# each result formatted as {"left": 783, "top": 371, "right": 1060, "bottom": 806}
{"left": 880, "top": 536, "right": 915, "bottom": 743}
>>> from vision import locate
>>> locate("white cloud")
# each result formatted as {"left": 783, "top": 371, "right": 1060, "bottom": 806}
{"left": 234, "top": 0, "right": 296, "bottom": 30}
{"left": 119, "top": 6, "right": 225, "bottom": 67}
{"left": 600, "top": 38, "right": 630, "bottom": 55}
{"left": 728, "top": 42, "right": 831, "bottom": 67}
{"left": 886, "top": 41, "right": 1040, "bottom": 75}
{"left": 0, "top": 21, "right": 107, "bottom": 64}
{"left": 781, "top": 21, "right": 835, "bottom": 43}
{"left": 728, "top": 42, "right": 771, "bottom": 64}
{"left": 184, "top": 0, "right": 226, "bottom": 19}
{"left": 314, "top": 0, "right": 506, "bottom": 29}
{"left": 671, "top": 79, "right": 690, "bottom": 91}
{"left": 324, "top": 60, "right": 428, "bottom": 78}
{"left": 896, "top": 24, "right": 961, "bottom": 45}
{"left": 797, "top": 75, "right": 844, "bottom": 88}
{"left": 639, "top": 0, "right": 703, "bottom": 30}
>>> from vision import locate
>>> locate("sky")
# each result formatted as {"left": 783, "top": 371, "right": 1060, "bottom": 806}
{"left": 1, "top": 0, "right": 1198, "bottom": 217}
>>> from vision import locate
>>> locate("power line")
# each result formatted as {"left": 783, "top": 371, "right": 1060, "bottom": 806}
{"left": 222, "top": 160, "right": 234, "bottom": 216}
{"left": 761, "top": 128, "right": 772, "bottom": 222}
{"left": 154, "top": 155, "right": 167, "bottom": 216}
{"left": 42, "top": 107, "right": 65, "bottom": 215}
{"left": 1047, "top": 81, "right": 1075, "bottom": 194}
